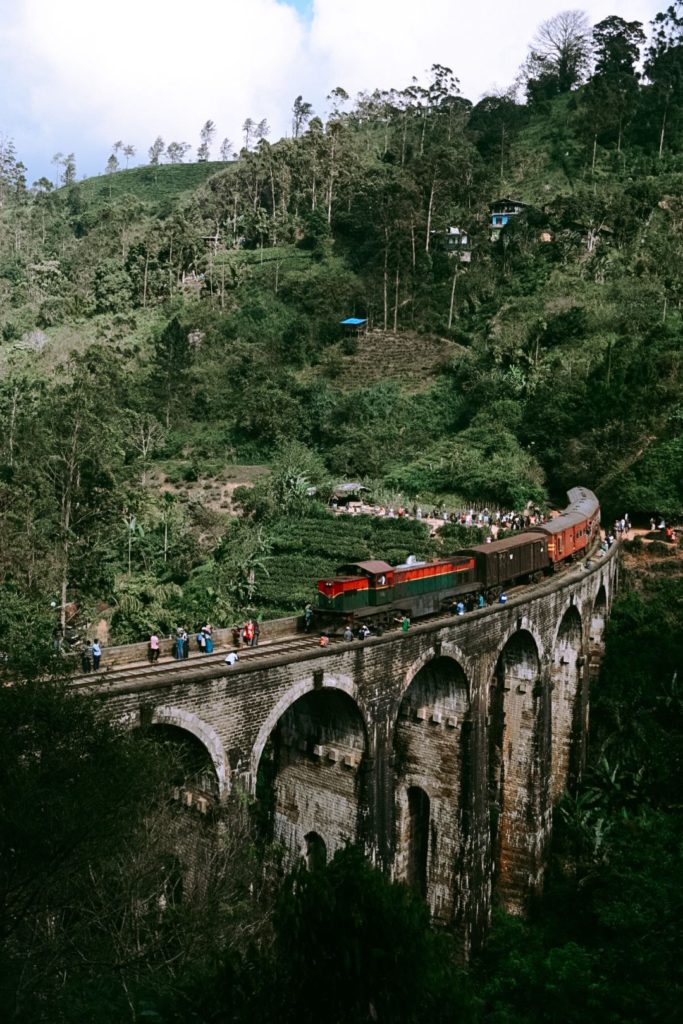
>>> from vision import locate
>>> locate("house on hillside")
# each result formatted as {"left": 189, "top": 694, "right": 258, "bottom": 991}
{"left": 489, "top": 198, "right": 531, "bottom": 241}
{"left": 430, "top": 225, "right": 472, "bottom": 262}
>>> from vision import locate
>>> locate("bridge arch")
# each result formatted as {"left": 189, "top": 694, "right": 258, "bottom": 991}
{"left": 488, "top": 628, "right": 543, "bottom": 912}
{"left": 398, "top": 641, "right": 472, "bottom": 707}
{"left": 493, "top": 615, "right": 545, "bottom": 668}
{"left": 250, "top": 672, "right": 358, "bottom": 788}
{"left": 121, "top": 706, "right": 229, "bottom": 801}
{"left": 393, "top": 651, "right": 471, "bottom": 923}
{"left": 303, "top": 831, "right": 328, "bottom": 871}
{"left": 590, "top": 584, "right": 608, "bottom": 648}
{"left": 550, "top": 606, "right": 584, "bottom": 802}
{"left": 254, "top": 684, "right": 368, "bottom": 869}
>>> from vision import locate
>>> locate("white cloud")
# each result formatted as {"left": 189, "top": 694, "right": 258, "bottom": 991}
{"left": 0, "top": 0, "right": 666, "bottom": 179}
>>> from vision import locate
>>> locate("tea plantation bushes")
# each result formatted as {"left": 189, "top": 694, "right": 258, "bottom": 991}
{"left": 255, "top": 515, "right": 433, "bottom": 615}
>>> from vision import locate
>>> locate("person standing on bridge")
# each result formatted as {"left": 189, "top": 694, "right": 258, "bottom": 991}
{"left": 304, "top": 603, "right": 313, "bottom": 632}
{"left": 175, "top": 631, "right": 184, "bottom": 660}
{"left": 243, "top": 620, "right": 255, "bottom": 647}
{"left": 149, "top": 633, "right": 159, "bottom": 664}
{"left": 91, "top": 639, "right": 101, "bottom": 671}
{"left": 204, "top": 628, "right": 214, "bottom": 655}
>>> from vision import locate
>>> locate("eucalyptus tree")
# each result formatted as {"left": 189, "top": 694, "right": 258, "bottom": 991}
{"left": 148, "top": 135, "right": 166, "bottom": 165}
{"left": 166, "top": 141, "right": 191, "bottom": 163}
{"left": 197, "top": 118, "right": 216, "bottom": 161}
{"left": 292, "top": 95, "right": 314, "bottom": 138}
{"left": 644, "top": 2, "right": 683, "bottom": 157}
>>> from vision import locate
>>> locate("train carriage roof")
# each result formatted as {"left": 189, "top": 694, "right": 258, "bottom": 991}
{"left": 336, "top": 560, "right": 394, "bottom": 576}
{"left": 461, "top": 533, "right": 548, "bottom": 555}
{"left": 532, "top": 488, "right": 600, "bottom": 535}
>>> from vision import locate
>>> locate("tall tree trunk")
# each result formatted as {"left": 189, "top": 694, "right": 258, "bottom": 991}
{"left": 448, "top": 265, "right": 458, "bottom": 329}
{"left": 383, "top": 230, "right": 389, "bottom": 331}
{"left": 393, "top": 265, "right": 400, "bottom": 333}
{"left": 425, "top": 178, "right": 436, "bottom": 252}
{"left": 326, "top": 136, "right": 336, "bottom": 225}
{"left": 658, "top": 102, "right": 668, "bottom": 159}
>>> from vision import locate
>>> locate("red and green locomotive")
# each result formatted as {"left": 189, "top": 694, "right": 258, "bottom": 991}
{"left": 318, "top": 555, "right": 480, "bottom": 624}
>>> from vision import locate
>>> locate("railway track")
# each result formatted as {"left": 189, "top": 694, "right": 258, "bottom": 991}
{"left": 70, "top": 633, "right": 326, "bottom": 689}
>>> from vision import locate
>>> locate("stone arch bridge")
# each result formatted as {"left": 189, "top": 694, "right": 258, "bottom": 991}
{"left": 96, "top": 548, "right": 618, "bottom": 953}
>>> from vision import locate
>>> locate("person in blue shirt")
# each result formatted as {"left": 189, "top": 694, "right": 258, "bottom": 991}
{"left": 498, "top": 592, "right": 508, "bottom": 604}
{"left": 91, "top": 639, "right": 101, "bottom": 670}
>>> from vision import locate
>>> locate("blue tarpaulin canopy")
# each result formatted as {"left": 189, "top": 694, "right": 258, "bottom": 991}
{"left": 340, "top": 317, "right": 367, "bottom": 325}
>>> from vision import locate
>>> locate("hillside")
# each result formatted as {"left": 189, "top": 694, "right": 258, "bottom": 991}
{"left": 0, "top": 25, "right": 682, "bottom": 649}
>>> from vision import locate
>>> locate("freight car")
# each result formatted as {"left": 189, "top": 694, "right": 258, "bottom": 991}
{"left": 315, "top": 487, "right": 600, "bottom": 627}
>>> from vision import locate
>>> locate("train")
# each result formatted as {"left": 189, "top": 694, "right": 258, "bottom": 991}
{"left": 316, "top": 486, "right": 600, "bottom": 626}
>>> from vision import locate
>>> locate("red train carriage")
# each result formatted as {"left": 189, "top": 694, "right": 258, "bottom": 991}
{"left": 529, "top": 486, "right": 601, "bottom": 563}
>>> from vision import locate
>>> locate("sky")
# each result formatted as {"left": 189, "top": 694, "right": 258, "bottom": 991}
{"left": 0, "top": 0, "right": 667, "bottom": 183}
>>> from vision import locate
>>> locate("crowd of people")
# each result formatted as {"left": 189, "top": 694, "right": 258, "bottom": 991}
{"left": 331, "top": 498, "right": 548, "bottom": 538}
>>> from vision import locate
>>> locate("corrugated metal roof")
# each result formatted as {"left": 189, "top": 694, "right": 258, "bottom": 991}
{"left": 461, "top": 534, "right": 546, "bottom": 554}
{"left": 338, "top": 560, "right": 394, "bottom": 576}
{"left": 332, "top": 482, "right": 368, "bottom": 495}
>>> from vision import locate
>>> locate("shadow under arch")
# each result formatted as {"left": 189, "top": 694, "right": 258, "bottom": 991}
{"left": 590, "top": 584, "right": 608, "bottom": 648}
{"left": 488, "top": 628, "right": 543, "bottom": 913}
{"left": 550, "top": 605, "right": 584, "bottom": 803}
{"left": 394, "top": 653, "right": 471, "bottom": 924}
{"left": 303, "top": 831, "right": 328, "bottom": 871}
{"left": 256, "top": 685, "right": 368, "bottom": 869}
{"left": 250, "top": 674, "right": 358, "bottom": 791}
{"left": 397, "top": 642, "right": 471, "bottom": 710}
{"left": 131, "top": 705, "right": 229, "bottom": 801}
